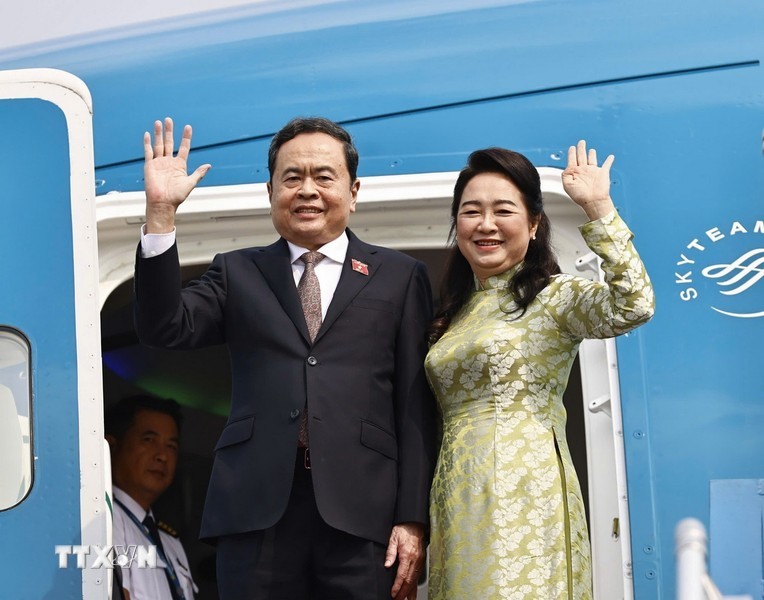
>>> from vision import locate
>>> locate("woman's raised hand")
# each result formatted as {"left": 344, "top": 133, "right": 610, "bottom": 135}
{"left": 561, "top": 139, "right": 615, "bottom": 221}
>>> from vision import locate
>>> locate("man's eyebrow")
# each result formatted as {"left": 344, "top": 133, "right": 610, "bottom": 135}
{"left": 312, "top": 164, "right": 339, "bottom": 174}
{"left": 280, "top": 164, "right": 339, "bottom": 174}
{"left": 137, "top": 428, "right": 178, "bottom": 442}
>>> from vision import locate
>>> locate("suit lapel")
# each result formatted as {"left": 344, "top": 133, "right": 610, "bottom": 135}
{"left": 251, "top": 232, "right": 381, "bottom": 345}
{"left": 317, "top": 230, "right": 380, "bottom": 342}
{"left": 250, "top": 239, "right": 312, "bottom": 343}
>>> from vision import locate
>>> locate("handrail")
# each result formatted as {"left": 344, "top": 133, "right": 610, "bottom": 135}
{"left": 675, "top": 518, "right": 735, "bottom": 600}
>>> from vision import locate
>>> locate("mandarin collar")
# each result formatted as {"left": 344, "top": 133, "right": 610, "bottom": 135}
{"left": 474, "top": 262, "right": 523, "bottom": 291}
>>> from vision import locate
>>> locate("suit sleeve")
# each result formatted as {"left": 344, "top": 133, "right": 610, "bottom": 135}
{"left": 392, "top": 260, "right": 438, "bottom": 527}
{"left": 133, "top": 242, "right": 228, "bottom": 349}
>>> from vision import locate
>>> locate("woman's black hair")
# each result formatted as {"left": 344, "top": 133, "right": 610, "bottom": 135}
{"left": 429, "top": 148, "right": 560, "bottom": 343}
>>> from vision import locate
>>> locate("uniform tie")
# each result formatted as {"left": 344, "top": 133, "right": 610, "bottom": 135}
{"left": 143, "top": 515, "right": 184, "bottom": 600}
{"left": 297, "top": 251, "right": 325, "bottom": 447}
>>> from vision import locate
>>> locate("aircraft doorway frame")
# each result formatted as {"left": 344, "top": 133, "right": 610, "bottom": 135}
{"left": 96, "top": 169, "right": 633, "bottom": 599}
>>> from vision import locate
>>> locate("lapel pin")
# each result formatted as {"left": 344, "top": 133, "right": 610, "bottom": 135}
{"left": 351, "top": 259, "right": 369, "bottom": 276}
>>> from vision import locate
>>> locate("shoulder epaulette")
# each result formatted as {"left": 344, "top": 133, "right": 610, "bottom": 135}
{"left": 157, "top": 521, "right": 179, "bottom": 538}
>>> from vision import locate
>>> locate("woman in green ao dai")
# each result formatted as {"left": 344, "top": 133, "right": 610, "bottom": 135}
{"left": 425, "top": 141, "right": 655, "bottom": 599}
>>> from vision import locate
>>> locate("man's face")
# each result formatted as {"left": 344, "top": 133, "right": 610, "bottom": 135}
{"left": 267, "top": 132, "right": 359, "bottom": 250}
{"left": 109, "top": 409, "right": 179, "bottom": 510}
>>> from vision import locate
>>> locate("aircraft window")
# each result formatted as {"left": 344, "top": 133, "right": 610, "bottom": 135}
{"left": 0, "top": 329, "right": 32, "bottom": 510}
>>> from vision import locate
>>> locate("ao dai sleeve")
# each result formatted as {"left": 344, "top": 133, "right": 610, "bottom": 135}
{"left": 544, "top": 210, "right": 655, "bottom": 340}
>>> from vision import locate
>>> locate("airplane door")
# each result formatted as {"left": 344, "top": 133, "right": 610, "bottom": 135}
{"left": 0, "top": 69, "right": 107, "bottom": 599}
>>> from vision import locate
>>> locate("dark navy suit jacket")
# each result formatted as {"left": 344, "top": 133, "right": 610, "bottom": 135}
{"left": 134, "top": 229, "right": 437, "bottom": 545}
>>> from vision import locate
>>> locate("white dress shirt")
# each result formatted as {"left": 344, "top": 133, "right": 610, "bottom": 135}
{"left": 112, "top": 486, "right": 197, "bottom": 600}
{"left": 286, "top": 233, "right": 347, "bottom": 320}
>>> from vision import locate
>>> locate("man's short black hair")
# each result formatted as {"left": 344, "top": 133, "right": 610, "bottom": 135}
{"left": 105, "top": 394, "right": 183, "bottom": 441}
{"left": 267, "top": 116, "right": 359, "bottom": 183}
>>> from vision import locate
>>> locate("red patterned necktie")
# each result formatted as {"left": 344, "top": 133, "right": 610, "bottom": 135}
{"left": 297, "top": 251, "right": 324, "bottom": 446}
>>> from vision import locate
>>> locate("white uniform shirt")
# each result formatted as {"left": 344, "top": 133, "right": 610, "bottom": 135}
{"left": 112, "top": 487, "right": 197, "bottom": 600}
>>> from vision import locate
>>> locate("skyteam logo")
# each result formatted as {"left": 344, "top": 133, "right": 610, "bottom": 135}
{"left": 675, "top": 219, "right": 764, "bottom": 318}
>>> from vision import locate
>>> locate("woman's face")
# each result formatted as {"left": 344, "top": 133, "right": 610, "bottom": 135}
{"left": 455, "top": 172, "right": 539, "bottom": 281}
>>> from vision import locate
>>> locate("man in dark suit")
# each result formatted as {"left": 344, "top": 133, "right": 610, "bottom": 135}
{"left": 133, "top": 116, "right": 436, "bottom": 599}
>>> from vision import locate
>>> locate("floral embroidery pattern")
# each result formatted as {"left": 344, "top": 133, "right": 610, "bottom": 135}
{"left": 426, "top": 211, "right": 654, "bottom": 599}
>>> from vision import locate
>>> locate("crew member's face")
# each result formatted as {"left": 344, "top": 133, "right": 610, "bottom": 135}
{"left": 455, "top": 172, "right": 539, "bottom": 282}
{"left": 268, "top": 132, "right": 359, "bottom": 250}
{"left": 109, "top": 409, "right": 179, "bottom": 511}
